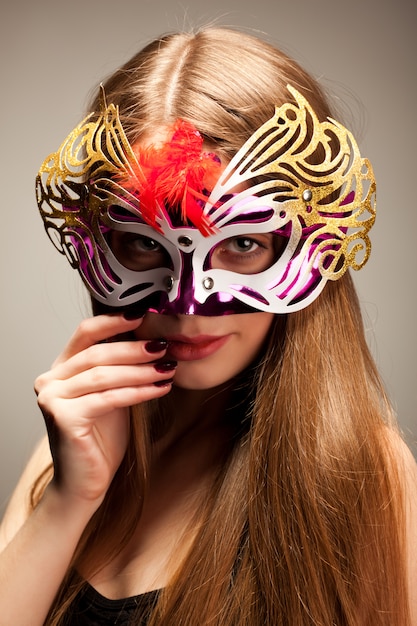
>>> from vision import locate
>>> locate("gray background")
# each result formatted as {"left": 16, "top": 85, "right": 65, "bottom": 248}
{"left": 1, "top": 0, "right": 415, "bottom": 516}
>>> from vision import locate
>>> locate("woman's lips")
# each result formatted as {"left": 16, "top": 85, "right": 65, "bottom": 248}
{"left": 166, "top": 334, "right": 230, "bottom": 361}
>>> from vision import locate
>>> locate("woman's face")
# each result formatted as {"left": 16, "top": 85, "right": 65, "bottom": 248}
{"left": 123, "top": 229, "right": 277, "bottom": 390}
{"left": 134, "top": 310, "right": 274, "bottom": 390}
{"left": 110, "top": 139, "right": 279, "bottom": 389}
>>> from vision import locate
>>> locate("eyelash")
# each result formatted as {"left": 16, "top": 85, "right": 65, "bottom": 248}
{"left": 124, "top": 235, "right": 162, "bottom": 253}
{"left": 221, "top": 237, "right": 268, "bottom": 257}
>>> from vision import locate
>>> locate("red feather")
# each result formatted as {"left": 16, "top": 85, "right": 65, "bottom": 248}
{"left": 120, "top": 120, "right": 221, "bottom": 235}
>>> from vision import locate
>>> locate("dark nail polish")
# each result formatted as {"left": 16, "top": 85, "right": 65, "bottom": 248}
{"left": 154, "top": 378, "right": 174, "bottom": 387}
{"left": 145, "top": 338, "right": 168, "bottom": 353}
{"left": 154, "top": 361, "right": 177, "bottom": 373}
{"left": 123, "top": 310, "right": 145, "bottom": 320}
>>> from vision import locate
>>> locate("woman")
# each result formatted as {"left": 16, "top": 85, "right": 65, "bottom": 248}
{"left": 0, "top": 27, "right": 416, "bottom": 625}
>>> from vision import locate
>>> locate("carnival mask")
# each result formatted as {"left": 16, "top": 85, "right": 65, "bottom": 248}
{"left": 36, "top": 86, "right": 376, "bottom": 315}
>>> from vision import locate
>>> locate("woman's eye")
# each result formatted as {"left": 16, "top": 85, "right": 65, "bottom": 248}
{"left": 129, "top": 235, "right": 161, "bottom": 252}
{"left": 110, "top": 232, "right": 170, "bottom": 271}
{"left": 210, "top": 234, "right": 281, "bottom": 274}
{"left": 230, "top": 237, "right": 260, "bottom": 253}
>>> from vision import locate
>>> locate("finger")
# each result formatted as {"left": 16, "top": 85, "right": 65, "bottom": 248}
{"left": 52, "top": 362, "right": 177, "bottom": 399}
{"left": 53, "top": 314, "right": 145, "bottom": 366}
{"left": 38, "top": 379, "right": 174, "bottom": 425}
{"left": 50, "top": 337, "right": 169, "bottom": 381}
{"left": 33, "top": 337, "right": 169, "bottom": 397}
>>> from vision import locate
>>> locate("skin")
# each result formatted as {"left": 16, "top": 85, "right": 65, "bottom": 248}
{"left": 134, "top": 310, "right": 274, "bottom": 390}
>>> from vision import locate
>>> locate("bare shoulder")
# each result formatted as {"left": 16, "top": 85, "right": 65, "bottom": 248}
{"left": 385, "top": 427, "right": 417, "bottom": 521}
{"left": 398, "top": 436, "right": 417, "bottom": 621}
{"left": 385, "top": 428, "right": 417, "bottom": 623}
{"left": 386, "top": 428, "right": 417, "bottom": 491}
{"left": 0, "top": 436, "right": 52, "bottom": 551}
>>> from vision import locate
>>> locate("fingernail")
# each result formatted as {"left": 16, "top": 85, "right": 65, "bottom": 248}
{"left": 154, "top": 361, "right": 177, "bottom": 373}
{"left": 145, "top": 338, "right": 168, "bottom": 353}
{"left": 123, "top": 310, "right": 146, "bottom": 320}
{"left": 154, "top": 378, "right": 174, "bottom": 387}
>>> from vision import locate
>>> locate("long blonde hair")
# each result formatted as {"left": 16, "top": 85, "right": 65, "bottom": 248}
{"left": 38, "top": 27, "right": 409, "bottom": 625}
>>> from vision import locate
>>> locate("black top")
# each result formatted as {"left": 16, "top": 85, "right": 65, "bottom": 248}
{"left": 69, "top": 582, "right": 159, "bottom": 625}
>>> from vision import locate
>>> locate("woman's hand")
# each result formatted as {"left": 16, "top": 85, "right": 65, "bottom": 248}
{"left": 34, "top": 314, "right": 175, "bottom": 508}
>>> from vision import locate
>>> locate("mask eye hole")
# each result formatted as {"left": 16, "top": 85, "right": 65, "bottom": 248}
{"left": 208, "top": 233, "right": 286, "bottom": 274}
{"left": 109, "top": 231, "right": 173, "bottom": 271}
